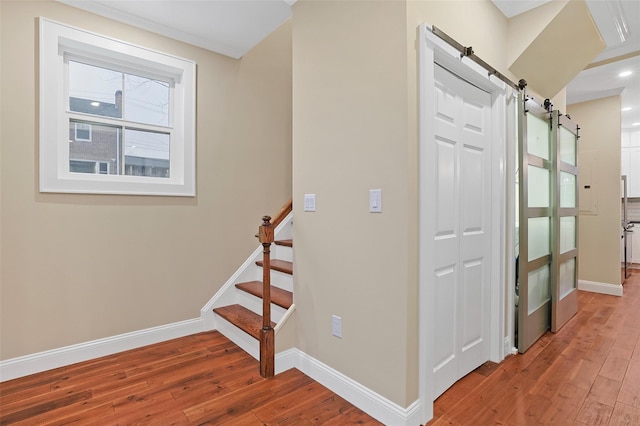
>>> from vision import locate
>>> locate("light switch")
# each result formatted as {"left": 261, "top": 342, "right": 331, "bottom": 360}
{"left": 370, "top": 189, "right": 382, "bottom": 213}
{"left": 304, "top": 194, "right": 316, "bottom": 212}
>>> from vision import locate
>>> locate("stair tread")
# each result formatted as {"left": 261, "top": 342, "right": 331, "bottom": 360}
{"left": 236, "top": 281, "right": 293, "bottom": 309}
{"left": 256, "top": 259, "right": 293, "bottom": 275}
{"left": 274, "top": 239, "right": 292, "bottom": 247}
{"left": 213, "top": 304, "right": 275, "bottom": 339}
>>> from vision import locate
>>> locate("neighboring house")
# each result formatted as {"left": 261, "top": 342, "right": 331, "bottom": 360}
{"left": 68, "top": 94, "right": 170, "bottom": 178}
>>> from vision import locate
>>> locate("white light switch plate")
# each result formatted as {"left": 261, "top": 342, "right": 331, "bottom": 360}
{"left": 304, "top": 194, "right": 316, "bottom": 212}
{"left": 370, "top": 189, "right": 382, "bottom": 213}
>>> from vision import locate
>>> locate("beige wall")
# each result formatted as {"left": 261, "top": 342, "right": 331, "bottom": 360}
{"left": 292, "top": 0, "right": 512, "bottom": 407}
{"left": 568, "top": 96, "right": 622, "bottom": 286}
{"left": 0, "top": 0, "right": 292, "bottom": 360}
{"left": 293, "top": 0, "right": 412, "bottom": 406}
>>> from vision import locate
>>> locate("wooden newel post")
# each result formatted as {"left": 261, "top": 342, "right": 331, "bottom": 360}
{"left": 258, "top": 215, "right": 275, "bottom": 378}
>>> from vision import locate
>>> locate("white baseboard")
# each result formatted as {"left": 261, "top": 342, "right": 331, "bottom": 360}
{"left": 0, "top": 318, "right": 203, "bottom": 382}
{"left": 276, "top": 348, "right": 424, "bottom": 426}
{"left": 578, "top": 280, "right": 624, "bottom": 296}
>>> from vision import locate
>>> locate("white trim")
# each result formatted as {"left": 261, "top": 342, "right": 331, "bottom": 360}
{"left": 0, "top": 318, "right": 203, "bottom": 382}
{"left": 278, "top": 348, "right": 424, "bottom": 426}
{"left": 275, "top": 347, "right": 298, "bottom": 374}
{"left": 418, "top": 23, "right": 509, "bottom": 425}
{"left": 274, "top": 304, "right": 296, "bottom": 333}
{"left": 578, "top": 279, "right": 624, "bottom": 296}
{"left": 39, "top": 18, "right": 196, "bottom": 196}
{"left": 214, "top": 315, "right": 260, "bottom": 360}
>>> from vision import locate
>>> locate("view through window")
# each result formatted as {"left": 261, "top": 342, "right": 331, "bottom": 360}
{"left": 68, "top": 61, "right": 171, "bottom": 178}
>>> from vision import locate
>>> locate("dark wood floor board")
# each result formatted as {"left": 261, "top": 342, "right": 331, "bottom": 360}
{"left": 320, "top": 405, "right": 383, "bottom": 425}
{"left": 0, "top": 382, "right": 53, "bottom": 407}
{"left": 428, "top": 270, "right": 640, "bottom": 426}
{"left": 0, "top": 331, "right": 378, "bottom": 425}
{"left": 252, "top": 381, "right": 334, "bottom": 423}
{"left": 299, "top": 393, "right": 354, "bottom": 424}
{"left": 0, "top": 389, "right": 93, "bottom": 425}
{"left": 539, "top": 382, "right": 589, "bottom": 425}
{"left": 183, "top": 368, "right": 312, "bottom": 424}
{"left": 36, "top": 402, "right": 117, "bottom": 426}
{"left": 528, "top": 351, "right": 580, "bottom": 400}
{"left": 432, "top": 370, "right": 485, "bottom": 417}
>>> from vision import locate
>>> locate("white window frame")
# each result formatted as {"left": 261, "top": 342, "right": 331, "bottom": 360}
{"left": 74, "top": 122, "right": 92, "bottom": 142}
{"left": 39, "top": 18, "right": 196, "bottom": 196}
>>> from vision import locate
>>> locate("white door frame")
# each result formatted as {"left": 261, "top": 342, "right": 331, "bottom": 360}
{"left": 418, "top": 23, "right": 512, "bottom": 422}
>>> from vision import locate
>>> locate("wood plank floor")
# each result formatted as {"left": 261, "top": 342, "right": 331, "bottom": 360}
{"left": 3, "top": 270, "right": 640, "bottom": 425}
{"left": 0, "top": 332, "right": 381, "bottom": 425}
{"left": 428, "top": 269, "right": 640, "bottom": 426}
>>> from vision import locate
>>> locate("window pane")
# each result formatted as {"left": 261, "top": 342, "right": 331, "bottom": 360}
{"left": 528, "top": 216, "right": 550, "bottom": 261}
{"left": 527, "top": 113, "right": 549, "bottom": 160}
{"left": 124, "top": 74, "right": 170, "bottom": 126}
{"left": 69, "top": 120, "right": 120, "bottom": 175}
{"left": 69, "top": 61, "right": 123, "bottom": 118}
{"left": 528, "top": 264, "right": 550, "bottom": 314}
{"left": 559, "top": 258, "right": 576, "bottom": 299}
{"left": 528, "top": 165, "right": 550, "bottom": 208}
{"left": 70, "top": 160, "right": 97, "bottom": 174}
{"left": 560, "top": 126, "right": 577, "bottom": 166}
{"left": 560, "top": 216, "right": 576, "bottom": 253}
{"left": 124, "top": 129, "right": 170, "bottom": 178}
{"left": 560, "top": 172, "right": 576, "bottom": 208}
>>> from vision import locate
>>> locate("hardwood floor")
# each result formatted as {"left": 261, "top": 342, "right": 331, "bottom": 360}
{"left": 3, "top": 271, "right": 640, "bottom": 425}
{"left": 0, "top": 332, "right": 381, "bottom": 425}
{"left": 428, "top": 269, "right": 640, "bottom": 426}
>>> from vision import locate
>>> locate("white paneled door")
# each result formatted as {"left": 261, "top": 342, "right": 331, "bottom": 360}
{"left": 430, "top": 64, "right": 492, "bottom": 398}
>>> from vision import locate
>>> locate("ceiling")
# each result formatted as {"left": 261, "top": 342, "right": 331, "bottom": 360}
{"left": 58, "top": 0, "right": 639, "bottom": 129}
{"left": 57, "top": 0, "right": 295, "bottom": 59}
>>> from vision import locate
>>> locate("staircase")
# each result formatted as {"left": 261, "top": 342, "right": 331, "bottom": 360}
{"left": 207, "top": 201, "right": 294, "bottom": 377}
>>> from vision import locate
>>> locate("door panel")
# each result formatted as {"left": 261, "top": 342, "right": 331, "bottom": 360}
{"left": 431, "top": 64, "right": 492, "bottom": 398}
{"left": 518, "top": 98, "right": 552, "bottom": 352}
{"left": 518, "top": 103, "right": 580, "bottom": 350}
{"left": 551, "top": 111, "right": 579, "bottom": 332}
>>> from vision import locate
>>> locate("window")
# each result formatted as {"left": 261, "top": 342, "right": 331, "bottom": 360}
{"left": 74, "top": 122, "right": 92, "bottom": 141}
{"left": 39, "top": 18, "right": 196, "bottom": 196}
{"left": 70, "top": 160, "right": 109, "bottom": 174}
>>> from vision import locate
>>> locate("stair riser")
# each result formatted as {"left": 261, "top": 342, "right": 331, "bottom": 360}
{"left": 234, "top": 265, "right": 292, "bottom": 293}
{"left": 261, "top": 269, "right": 293, "bottom": 292}
{"left": 272, "top": 244, "right": 293, "bottom": 263}
{"left": 214, "top": 314, "right": 259, "bottom": 360}
{"left": 236, "top": 290, "right": 287, "bottom": 323}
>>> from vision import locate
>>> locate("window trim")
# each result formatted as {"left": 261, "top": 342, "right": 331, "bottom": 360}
{"left": 39, "top": 18, "right": 196, "bottom": 196}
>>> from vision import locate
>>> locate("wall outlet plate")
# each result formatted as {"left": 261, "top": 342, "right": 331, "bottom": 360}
{"left": 332, "top": 315, "right": 342, "bottom": 338}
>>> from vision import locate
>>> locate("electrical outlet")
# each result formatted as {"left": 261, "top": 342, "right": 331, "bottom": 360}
{"left": 332, "top": 315, "right": 342, "bottom": 338}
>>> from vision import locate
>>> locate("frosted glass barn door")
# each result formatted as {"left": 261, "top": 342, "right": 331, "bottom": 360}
{"left": 518, "top": 97, "right": 552, "bottom": 353}
{"left": 552, "top": 110, "right": 579, "bottom": 331}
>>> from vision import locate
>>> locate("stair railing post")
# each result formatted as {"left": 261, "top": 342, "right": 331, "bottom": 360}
{"left": 258, "top": 215, "right": 275, "bottom": 378}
